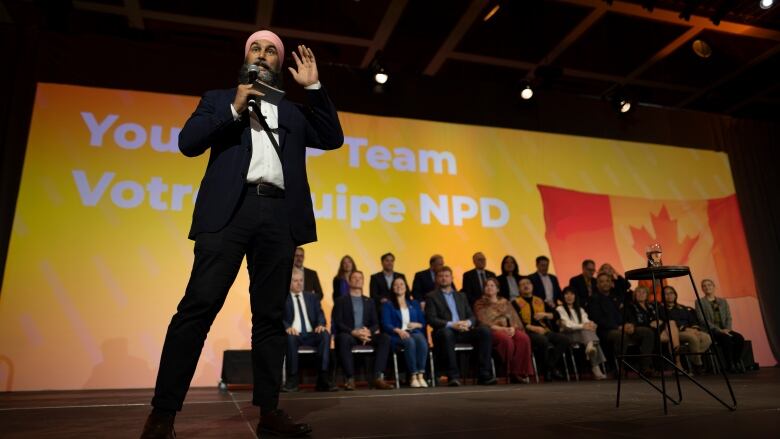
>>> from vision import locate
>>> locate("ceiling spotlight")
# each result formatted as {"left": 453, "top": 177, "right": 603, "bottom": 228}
{"left": 520, "top": 84, "right": 534, "bottom": 100}
{"left": 374, "top": 68, "right": 388, "bottom": 84}
{"left": 611, "top": 89, "right": 635, "bottom": 114}
{"left": 617, "top": 99, "right": 632, "bottom": 113}
{"left": 369, "top": 55, "right": 389, "bottom": 85}
{"left": 692, "top": 39, "right": 712, "bottom": 58}
{"left": 483, "top": 4, "right": 501, "bottom": 21}
{"left": 760, "top": 0, "right": 774, "bottom": 9}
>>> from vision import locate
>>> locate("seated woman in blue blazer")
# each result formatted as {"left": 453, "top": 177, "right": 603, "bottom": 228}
{"left": 382, "top": 277, "right": 429, "bottom": 388}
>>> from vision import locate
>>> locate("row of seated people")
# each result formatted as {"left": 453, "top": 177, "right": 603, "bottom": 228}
{"left": 285, "top": 256, "right": 746, "bottom": 391}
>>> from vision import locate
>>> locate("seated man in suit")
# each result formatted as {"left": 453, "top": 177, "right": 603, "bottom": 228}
{"left": 588, "top": 272, "right": 654, "bottom": 375}
{"left": 331, "top": 271, "right": 394, "bottom": 390}
{"left": 283, "top": 269, "right": 335, "bottom": 392}
{"left": 369, "top": 252, "right": 407, "bottom": 323}
{"left": 293, "top": 246, "right": 324, "bottom": 301}
{"left": 426, "top": 266, "right": 496, "bottom": 386}
{"left": 461, "top": 252, "right": 497, "bottom": 306}
{"left": 529, "top": 255, "right": 562, "bottom": 308}
{"left": 569, "top": 259, "right": 597, "bottom": 307}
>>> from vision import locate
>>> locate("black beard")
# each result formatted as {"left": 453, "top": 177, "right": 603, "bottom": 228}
{"left": 238, "top": 62, "right": 281, "bottom": 87}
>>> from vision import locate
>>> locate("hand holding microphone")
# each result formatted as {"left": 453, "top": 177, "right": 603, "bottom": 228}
{"left": 233, "top": 64, "right": 265, "bottom": 113}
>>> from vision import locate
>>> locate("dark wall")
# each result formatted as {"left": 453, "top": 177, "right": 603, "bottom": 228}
{"left": 1, "top": 24, "right": 777, "bottom": 363}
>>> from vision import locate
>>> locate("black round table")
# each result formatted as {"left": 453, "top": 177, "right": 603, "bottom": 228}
{"left": 615, "top": 265, "right": 737, "bottom": 413}
{"left": 625, "top": 265, "right": 690, "bottom": 281}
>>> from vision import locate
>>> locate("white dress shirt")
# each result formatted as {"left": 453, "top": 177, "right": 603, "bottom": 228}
{"left": 400, "top": 307, "right": 411, "bottom": 330}
{"left": 230, "top": 81, "right": 322, "bottom": 188}
{"left": 541, "top": 274, "right": 554, "bottom": 303}
{"left": 290, "top": 292, "right": 313, "bottom": 333}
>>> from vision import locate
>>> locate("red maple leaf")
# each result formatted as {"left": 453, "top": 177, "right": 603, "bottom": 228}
{"left": 630, "top": 205, "right": 700, "bottom": 266}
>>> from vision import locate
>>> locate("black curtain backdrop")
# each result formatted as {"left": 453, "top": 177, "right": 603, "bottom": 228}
{"left": 1, "top": 24, "right": 777, "bottom": 364}
{"left": 714, "top": 120, "right": 780, "bottom": 366}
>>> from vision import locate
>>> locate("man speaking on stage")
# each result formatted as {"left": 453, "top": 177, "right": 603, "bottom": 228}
{"left": 141, "top": 30, "right": 344, "bottom": 438}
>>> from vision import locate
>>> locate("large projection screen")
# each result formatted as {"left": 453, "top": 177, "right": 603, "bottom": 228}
{"left": 0, "top": 83, "right": 770, "bottom": 391}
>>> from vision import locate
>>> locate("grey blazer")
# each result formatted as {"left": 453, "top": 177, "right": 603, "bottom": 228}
{"left": 695, "top": 297, "right": 732, "bottom": 330}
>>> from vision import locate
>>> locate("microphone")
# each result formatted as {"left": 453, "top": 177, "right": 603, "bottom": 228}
{"left": 239, "top": 63, "right": 260, "bottom": 84}
{"left": 238, "top": 64, "right": 261, "bottom": 112}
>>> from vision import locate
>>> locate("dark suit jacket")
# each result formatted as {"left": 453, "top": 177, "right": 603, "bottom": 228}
{"left": 411, "top": 269, "right": 456, "bottom": 301}
{"left": 588, "top": 291, "right": 624, "bottom": 332}
{"left": 331, "top": 294, "right": 380, "bottom": 335}
{"left": 461, "top": 269, "right": 497, "bottom": 305}
{"left": 569, "top": 274, "right": 596, "bottom": 305}
{"left": 497, "top": 273, "right": 521, "bottom": 300}
{"left": 425, "top": 289, "right": 477, "bottom": 331}
{"left": 529, "top": 272, "right": 563, "bottom": 304}
{"left": 178, "top": 87, "right": 343, "bottom": 243}
{"left": 302, "top": 267, "right": 323, "bottom": 300}
{"left": 411, "top": 269, "right": 436, "bottom": 301}
{"left": 332, "top": 276, "right": 349, "bottom": 302}
{"left": 369, "top": 271, "right": 407, "bottom": 304}
{"left": 283, "top": 291, "right": 326, "bottom": 330}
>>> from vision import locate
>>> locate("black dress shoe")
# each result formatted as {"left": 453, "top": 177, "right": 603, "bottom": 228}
{"left": 315, "top": 380, "right": 338, "bottom": 392}
{"left": 282, "top": 377, "right": 299, "bottom": 392}
{"left": 140, "top": 412, "right": 175, "bottom": 439}
{"left": 448, "top": 378, "right": 462, "bottom": 387}
{"left": 257, "top": 409, "right": 312, "bottom": 438}
{"left": 315, "top": 372, "right": 337, "bottom": 392}
{"left": 478, "top": 376, "right": 497, "bottom": 385}
{"left": 281, "top": 383, "right": 299, "bottom": 393}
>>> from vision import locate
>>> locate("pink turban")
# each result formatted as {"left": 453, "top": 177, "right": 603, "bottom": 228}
{"left": 244, "top": 30, "right": 285, "bottom": 64}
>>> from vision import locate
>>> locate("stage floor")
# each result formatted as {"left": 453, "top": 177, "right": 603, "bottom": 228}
{"left": 1, "top": 368, "right": 779, "bottom": 438}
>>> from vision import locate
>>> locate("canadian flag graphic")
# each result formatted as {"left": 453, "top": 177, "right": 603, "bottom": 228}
{"left": 538, "top": 185, "right": 772, "bottom": 366}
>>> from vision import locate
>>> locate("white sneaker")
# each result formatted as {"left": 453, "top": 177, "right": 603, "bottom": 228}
{"left": 418, "top": 374, "right": 429, "bottom": 388}
{"left": 592, "top": 365, "right": 607, "bottom": 380}
{"left": 410, "top": 375, "right": 421, "bottom": 388}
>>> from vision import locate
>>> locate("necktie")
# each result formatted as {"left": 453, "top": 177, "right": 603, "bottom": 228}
{"left": 295, "top": 295, "right": 309, "bottom": 335}
{"left": 479, "top": 271, "right": 485, "bottom": 290}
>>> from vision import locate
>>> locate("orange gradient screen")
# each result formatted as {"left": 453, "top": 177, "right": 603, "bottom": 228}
{"left": 0, "top": 83, "right": 771, "bottom": 391}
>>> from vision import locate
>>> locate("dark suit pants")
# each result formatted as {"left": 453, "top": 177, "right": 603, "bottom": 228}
{"left": 434, "top": 326, "right": 493, "bottom": 381}
{"left": 151, "top": 191, "right": 295, "bottom": 413}
{"left": 335, "top": 332, "right": 391, "bottom": 379}
{"left": 604, "top": 327, "right": 655, "bottom": 370}
{"left": 527, "top": 331, "right": 570, "bottom": 372}
{"left": 286, "top": 332, "right": 331, "bottom": 376}
{"left": 711, "top": 330, "right": 745, "bottom": 369}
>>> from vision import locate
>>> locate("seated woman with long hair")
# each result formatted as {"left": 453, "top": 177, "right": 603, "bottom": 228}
{"left": 663, "top": 285, "right": 712, "bottom": 375}
{"left": 473, "top": 277, "right": 533, "bottom": 383}
{"left": 555, "top": 287, "right": 607, "bottom": 380}
{"left": 627, "top": 285, "right": 682, "bottom": 369}
{"left": 332, "top": 255, "right": 357, "bottom": 301}
{"left": 381, "top": 277, "right": 429, "bottom": 388}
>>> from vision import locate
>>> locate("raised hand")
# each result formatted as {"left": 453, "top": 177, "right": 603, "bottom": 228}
{"left": 288, "top": 44, "right": 319, "bottom": 87}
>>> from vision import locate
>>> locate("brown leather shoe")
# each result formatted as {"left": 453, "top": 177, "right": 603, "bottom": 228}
{"left": 372, "top": 378, "right": 394, "bottom": 390}
{"left": 343, "top": 378, "right": 356, "bottom": 391}
{"left": 140, "top": 412, "right": 175, "bottom": 439}
{"left": 257, "top": 409, "right": 312, "bottom": 437}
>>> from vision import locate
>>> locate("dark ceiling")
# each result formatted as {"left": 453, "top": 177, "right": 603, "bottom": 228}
{"left": 4, "top": 0, "right": 780, "bottom": 121}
